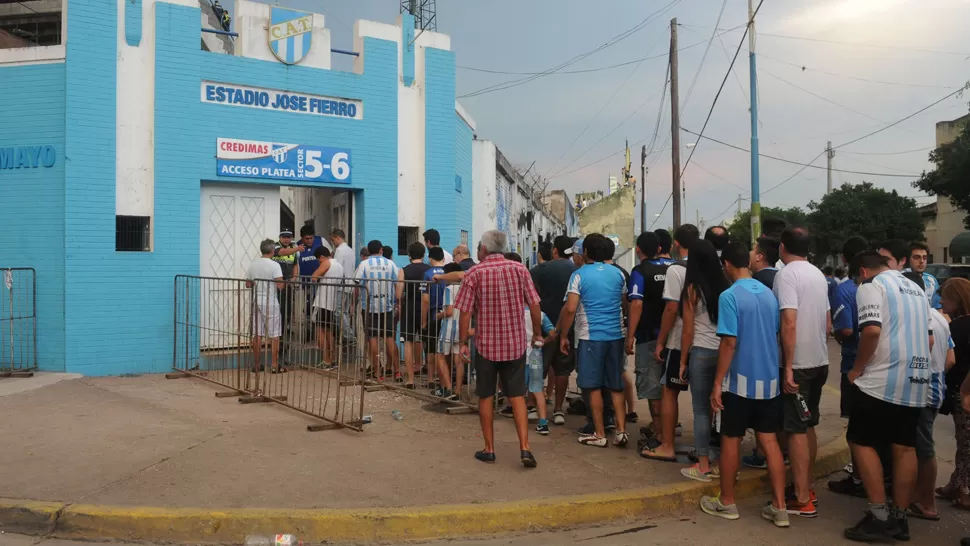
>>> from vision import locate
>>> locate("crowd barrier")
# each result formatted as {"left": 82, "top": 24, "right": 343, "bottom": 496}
{"left": 0, "top": 268, "right": 36, "bottom": 378}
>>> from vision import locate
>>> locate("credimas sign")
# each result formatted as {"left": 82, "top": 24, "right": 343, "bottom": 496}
{"left": 202, "top": 81, "right": 362, "bottom": 120}
{"left": 217, "top": 138, "right": 351, "bottom": 184}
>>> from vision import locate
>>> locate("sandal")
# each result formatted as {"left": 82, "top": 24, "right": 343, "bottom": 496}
{"left": 907, "top": 503, "right": 940, "bottom": 521}
{"left": 639, "top": 448, "right": 677, "bottom": 462}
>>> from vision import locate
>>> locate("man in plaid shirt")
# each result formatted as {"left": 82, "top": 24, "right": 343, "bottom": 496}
{"left": 457, "top": 229, "right": 544, "bottom": 468}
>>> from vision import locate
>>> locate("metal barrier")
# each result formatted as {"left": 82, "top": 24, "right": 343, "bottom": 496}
{"left": 1, "top": 268, "right": 36, "bottom": 377}
{"left": 173, "top": 275, "right": 367, "bottom": 431}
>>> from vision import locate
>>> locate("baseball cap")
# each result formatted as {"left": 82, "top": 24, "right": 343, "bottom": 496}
{"left": 555, "top": 236, "right": 575, "bottom": 257}
{"left": 280, "top": 229, "right": 294, "bottom": 237}
{"left": 571, "top": 238, "right": 584, "bottom": 256}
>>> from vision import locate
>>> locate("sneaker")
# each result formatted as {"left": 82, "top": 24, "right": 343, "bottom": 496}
{"left": 844, "top": 511, "right": 897, "bottom": 543}
{"left": 446, "top": 393, "right": 460, "bottom": 402}
{"left": 605, "top": 416, "right": 617, "bottom": 431}
{"left": 681, "top": 464, "right": 713, "bottom": 483}
{"left": 578, "top": 433, "right": 609, "bottom": 448}
{"left": 394, "top": 372, "right": 403, "bottom": 382}
{"left": 552, "top": 411, "right": 566, "bottom": 425}
{"left": 844, "top": 462, "right": 854, "bottom": 474}
{"left": 499, "top": 405, "right": 514, "bottom": 418}
{"left": 828, "top": 475, "right": 867, "bottom": 498}
{"left": 527, "top": 409, "right": 539, "bottom": 421}
{"left": 742, "top": 450, "right": 767, "bottom": 469}
{"left": 626, "top": 411, "right": 639, "bottom": 423}
{"left": 536, "top": 423, "right": 550, "bottom": 435}
{"left": 614, "top": 431, "right": 630, "bottom": 447}
{"left": 892, "top": 514, "right": 910, "bottom": 541}
{"left": 577, "top": 422, "right": 595, "bottom": 435}
{"left": 761, "top": 503, "right": 790, "bottom": 528}
{"left": 699, "top": 495, "right": 740, "bottom": 520}
{"left": 785, "top": 484, "right": 819, "bottom": 507}
{"left": 785, "top": 498, "right": 818, "bottom": 518}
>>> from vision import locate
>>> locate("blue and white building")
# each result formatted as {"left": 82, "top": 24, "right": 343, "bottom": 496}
{"left": 0, "top": 0, "right": 475, "bottom": 375}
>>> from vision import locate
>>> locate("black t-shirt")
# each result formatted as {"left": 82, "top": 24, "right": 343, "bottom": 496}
{"left": 947, "top": 315, "right": 970, "bottom": 397}
{"left": 402, "top": 262, "right": 431, "bottom": 310}
{"left": 459, "top": 258, "right": 476, "bottom": 271}
{"left": 753, "top": 267, "right": 778, "bottom": 290}
{"left": 530, "top": 258, "right": 575, "bottom": 324}
{"left": 633, "top": 258, "right": 673, "bottom": 342}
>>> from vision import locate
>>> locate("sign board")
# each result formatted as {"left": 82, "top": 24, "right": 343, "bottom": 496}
{"left": 202, "top": 82, "right": 362, "bottom": 120}
{"left": 217, "top": 138, "right": 351, "bottom": 184}
{"left": 0, "top": 145, "right": 56, "bottom": 170}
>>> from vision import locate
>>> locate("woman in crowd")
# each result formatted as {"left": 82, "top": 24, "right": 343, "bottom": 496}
{"left": 938, "top": 277, "right": 970, "bottom": 511}
{"left": 678, "top": 240, "right": 730, "bottom": 482}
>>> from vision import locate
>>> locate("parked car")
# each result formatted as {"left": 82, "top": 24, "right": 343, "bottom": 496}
{"left": 926, "top": 264, "right": 970, "bottom": 282}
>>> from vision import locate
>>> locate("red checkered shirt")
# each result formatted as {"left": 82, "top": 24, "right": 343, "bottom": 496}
{"left": 454, "top": 253, "right": 540, "bottom": 362}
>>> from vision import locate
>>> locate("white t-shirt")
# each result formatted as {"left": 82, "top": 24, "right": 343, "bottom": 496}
{"left": 333, "top": 242, "right": 356, "bottom": 281}
{"left": 312, "top": 260, "right": 345, "bottom": 311}
{"left": 773, "top": 260, "right": 830, "bottom": 370}
{"left": 662, "top": 263, "right": 686, "bottom": 350}
{"left": 691, "top": 296, "right": 720, "bottom": 350}
{"left": 246, "top": 258, "right": 283, "bottom": 308}
{"left": 855, "top": 270, "right": 933, "bottom": 408}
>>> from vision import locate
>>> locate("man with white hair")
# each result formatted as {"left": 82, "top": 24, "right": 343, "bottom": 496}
{"left": 456, "top": 230, "right": 544, "bottom": 468}
{"left": 247, "top": 239, "right": 285, "bottom": 373}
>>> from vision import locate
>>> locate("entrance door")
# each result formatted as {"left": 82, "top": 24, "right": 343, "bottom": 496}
{"left": 331, "top": 191, "right": 352, "bottom": 246}
{"left": 200, "top": 183, "right": 280, "bottom": 349}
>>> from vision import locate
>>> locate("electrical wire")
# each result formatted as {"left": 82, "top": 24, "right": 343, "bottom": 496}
{"left": 761, "top": 151, "right": 826, "bottom": 194}
{"left": 458, "top": 0, "right": 680, "bottom": 99}
{"left": 833, "top": 86, "right": 967, "bottom": 149}
{"left": 689, "top": 160, "right": 748, "bottom": 192}
{"left": 680, "top": 0, "right": 764, "bottom": 178}
{"left": 681, "top": 0, "right": 728, "bottom": 109}
{"left": 753, "top": 50, "right": 957, "bottom": 90}
{"left": 649, "top": 193, "right": 673, "bottom": 230}
{"left": 841, "top": 146, "right": 933, "bottom": 156}
{"left": 681, "top": 129, "right": 920, "bottom": 178}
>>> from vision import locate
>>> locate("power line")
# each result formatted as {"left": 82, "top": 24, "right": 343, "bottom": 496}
{"left": 753, "top": 50, "right": 958, "bottom": 90}
{"left": 680, "top": 129, "right": 920, "bottom": 178}
{"left": 680, "top": 0, "right": 764, "bottom": 178}
{"left": 689, "top": 160, "right": 747, "bottom": 192}
{"left": 681, "top": 0, "right": 728, "bottom": 109}
{"left": 543, "top": 31, "right": 667, "bottom": 177}
{"left": 649, "top": 193, "right": 673, "bottom": 230}
{"left": 841, "top": 146, "right": 933, "bottom": 156}
{"left": 458, "top": 0, "right": 680, "bottom": 99}
{"left": 762, "top": 151, "right": 825, "bottom": 194}
{"left": 833, "top": 86, "right": 967, "bottom": 149}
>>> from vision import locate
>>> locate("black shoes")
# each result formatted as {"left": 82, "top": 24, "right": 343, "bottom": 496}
{"left": 474, "top": 450, "right": 496, "bottom": 464}
{"left": 844, "top": 511, "right": 900, "bottom": 543}
{"left": 520, "top": 450, "right": 537, "bottom": 468}
{"left": 828, "top": 475, "right": 867, "bottom": 498}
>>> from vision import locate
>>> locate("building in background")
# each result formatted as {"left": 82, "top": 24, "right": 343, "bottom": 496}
{"left": 0, "top": 0, "right": 473, "bottom": 375}
{"left": 921, "top": 113, "right": 970, "bottom": 263}
{"left": 542, "top": 189, "right": 579, "bottom": 237}
{"left": 472, "top": 140, "right": 565, "bottom": 268}
{"left": 608, "top": 175, "right": 619, "bottom": 195}
{"left": 577, "top": 185, "right": 636, "bottom": 270}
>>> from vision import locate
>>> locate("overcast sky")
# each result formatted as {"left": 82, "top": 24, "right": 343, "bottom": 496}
{"left": 268, "top": 0, "right": 970, "bottom": 230}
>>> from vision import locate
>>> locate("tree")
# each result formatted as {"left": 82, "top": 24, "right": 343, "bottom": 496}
{"left": 726, "top": 206, "right": 807, "bottom": 247}
{"left": 913, "top": 113, "right": 970, "bottom": 229}
{"left": 807, "top": 182, "right": 924, "bottom": 258}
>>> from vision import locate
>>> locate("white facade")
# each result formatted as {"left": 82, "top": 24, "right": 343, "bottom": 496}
{"left": 471, "top": 139, "right": 565, "bottom": 268}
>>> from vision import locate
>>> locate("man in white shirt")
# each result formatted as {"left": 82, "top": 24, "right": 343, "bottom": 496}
{"left": 423, "top": 228, "right": 454, "bottom": 265}
{"left": 641, "top": 224, "right": 700, "bottom": 462}
{"left": 246, "top": 239, "right": 285, "bottom": 373}
{"left": 773, "top": 227, "right": 830, "bottom": 518}
{"left": 330, "top": 228, "right": 357, "bottom": 347}
{"left": 310, "top": 246, "right": 345, "bottom": 368}
{"left": 844, "top": 252, "right": 932, "bottom": 542}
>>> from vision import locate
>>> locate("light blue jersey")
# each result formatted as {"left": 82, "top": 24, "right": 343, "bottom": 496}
{"left": 923, "top": 271, "right": 941, "bottom": 310}
{"left": 855, "top": 270, "right": 933, "bottom": 408}
{"left": 566, "top": 262, "right": 625, "bottom": 341}
{"left": 438, "top": 284, "right": 461, "bottom": 344}
{"left": 355, "top": 256, "right": 400, "bottom": 313}
{"left": 716, "top": 278, "right": 781, "bottom": 400}
{"left": 927, "top": 308, "right": 952, "bottom": 409}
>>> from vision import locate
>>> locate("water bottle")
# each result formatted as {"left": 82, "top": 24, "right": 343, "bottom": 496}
{"left": 361, "top": 415, "right": 373, "bottom": 424}
{"left": 392, "top": 409, "right": 403, "bottom": 421}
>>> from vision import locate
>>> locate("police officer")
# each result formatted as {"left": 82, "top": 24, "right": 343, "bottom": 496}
{"left": 273, "top": 229, "right": 303, "bottom": 358}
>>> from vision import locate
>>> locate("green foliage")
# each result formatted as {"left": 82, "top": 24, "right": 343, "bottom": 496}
{"left": 726, "top": 206, "right": 807, "bottom": 247}
{"left": 913, "top": 116, "right": 970, "bottom": 229}
{"left": 807, "top": 182, "right": 924, "bottom": 257}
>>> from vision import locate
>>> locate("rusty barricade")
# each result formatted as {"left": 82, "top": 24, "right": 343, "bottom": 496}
{"left": 173, "top": 274, "right": 367, "bottom": 431}
{"left": 1, "top": 268, "right": 37, "bottom": 377}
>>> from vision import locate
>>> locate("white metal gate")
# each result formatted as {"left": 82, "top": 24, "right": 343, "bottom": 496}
{"left": 200, "top": 184, "right": 280, "bottom": 349}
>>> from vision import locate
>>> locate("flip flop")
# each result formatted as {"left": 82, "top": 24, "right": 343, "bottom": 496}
{"left": 639, "top": 448, "right": 677, "bottom": 462}
{"left": 908, "top": 503, "right": 940, "bottom": 521}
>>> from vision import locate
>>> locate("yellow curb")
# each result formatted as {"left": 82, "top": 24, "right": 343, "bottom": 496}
{"left": 4, "top": 438, "right": 849, "bottom": 544}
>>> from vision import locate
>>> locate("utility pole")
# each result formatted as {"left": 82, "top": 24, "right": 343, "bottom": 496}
{"left": 826, "top": 141, "right": 835, "bottom": 194}
{"left": 747, "top": 0, "right": 761, "bottom": 246}
{"left": 670, "top": 18, "right": 682, "bottom": 229}
{"left": 640, "top": 145, "right": 647, "bottom": 233}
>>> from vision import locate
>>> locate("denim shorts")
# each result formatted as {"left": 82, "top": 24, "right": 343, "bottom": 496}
{"left": 576, "top": 339, "right": 625, "bottom": 391}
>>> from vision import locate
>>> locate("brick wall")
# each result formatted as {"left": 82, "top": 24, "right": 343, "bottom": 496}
{"left": 0, "top": 63, "right": 66, "bottom": 371}
{"left": 423, "top": 47, "right": 457, "bottom": 251}
{"left": 454, "top": 115, "right": 473, "bottom": 246}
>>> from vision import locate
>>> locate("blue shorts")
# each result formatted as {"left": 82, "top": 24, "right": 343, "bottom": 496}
{"left": 576, "top": 339, "right": 625, "bottom": 391}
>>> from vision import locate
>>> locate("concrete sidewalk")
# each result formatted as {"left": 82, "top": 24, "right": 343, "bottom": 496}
{"left": 0, "top": 343, "right": 853, "bottom": 543}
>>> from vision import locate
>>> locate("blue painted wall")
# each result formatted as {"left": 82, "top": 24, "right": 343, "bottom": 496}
{"left": 0, "top": 64, "right": 66, "bottom": 372}
{"left": 424, "top": 47, "right": 458, "bottom": 252}
{"left": 455, "top": 115, "right": 473, "bottom": 245}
